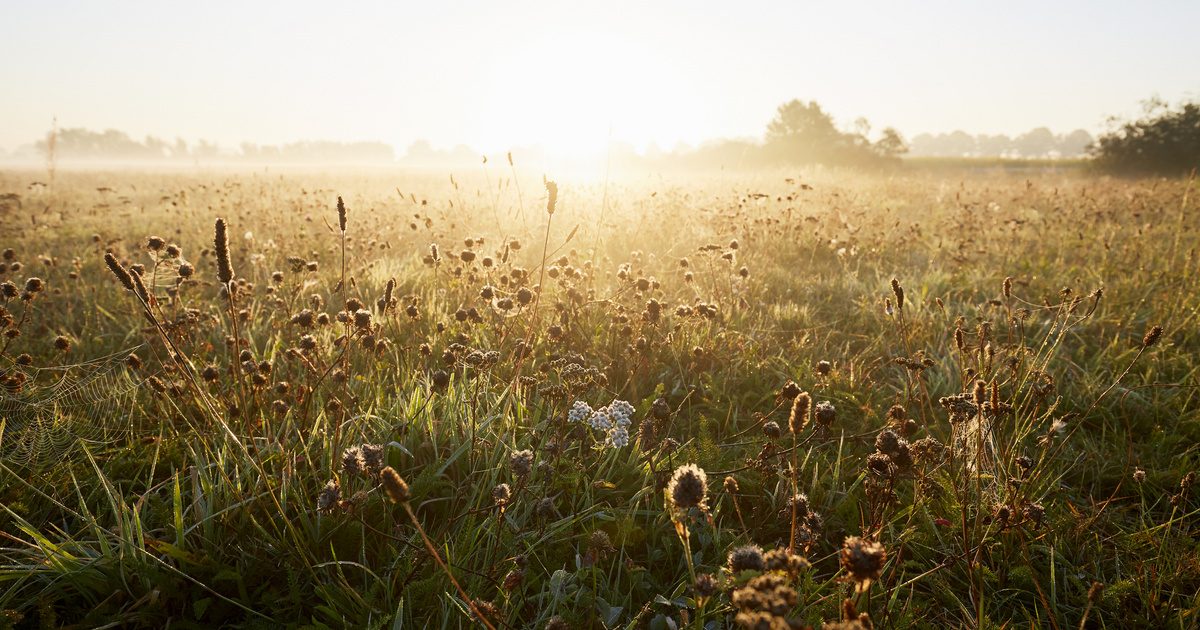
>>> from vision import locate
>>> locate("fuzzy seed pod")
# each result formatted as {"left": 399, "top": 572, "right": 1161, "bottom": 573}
{"left": 337, "top": 196, "right": 347, "bottom": 232}
{"left": 788, "top": 392, "right": 811, "bottom": 433}
{"left": 667, "top": 463, "right": 708, "bottom": 511}
{"left": 380, "top": 466, "right": 409, "bottom": 503}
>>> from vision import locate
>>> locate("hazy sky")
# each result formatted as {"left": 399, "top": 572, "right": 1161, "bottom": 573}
{"left": 2, "top": 0, "right": 1198, "bottom": 156}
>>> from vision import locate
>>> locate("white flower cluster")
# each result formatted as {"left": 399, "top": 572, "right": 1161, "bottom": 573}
{"left": 568, "top": 398, "right": 636, "bottom": 448}
{"left": 568, "top": 400, "right": 594, "bottom": 423}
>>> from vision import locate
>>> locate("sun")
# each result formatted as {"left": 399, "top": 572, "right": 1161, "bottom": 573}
{"left": 475, "top": 31, "right": 665, "bottom": 159}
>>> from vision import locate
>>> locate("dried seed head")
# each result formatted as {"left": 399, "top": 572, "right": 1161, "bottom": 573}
{"left": 342, "top": 447, "right": 366, "bottom": 477}
{"left": 380, "top": 466, "right": 409, "bottom": 503}
{"left": 214, "top": 218, "right": 233, "bottom": 284}
{"left": 337, "top": 196, "right": 347, "bottom": 232}
{"left": 727, "top": 544, "right": 766, "bottom": 573}
{"left": 104, "top": 252, "right": 136, "bottom": 293}
{"left": 545, "top": 180, "right": 558, "bottom": 215}
{"left": 890, "top": 278, "right": 904, "bottom": 310}
{"left": 788, "top": 392, "right": 811, "bottom": 433}
{"left": 1142, "top": 325, "right": 1163, "bottom": 348}
{"left": 667, "top": 463, "right": 708, "bottom": 511}
{"left": 840, "top": 537, "right": 886, "bottom": 590}
{"left": 510, "top": 449, "right": 534, "bottom": 478}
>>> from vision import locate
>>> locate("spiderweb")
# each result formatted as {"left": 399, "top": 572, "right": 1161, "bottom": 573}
{"left": 0, "top": 346, "right": 146, "bottom": 467}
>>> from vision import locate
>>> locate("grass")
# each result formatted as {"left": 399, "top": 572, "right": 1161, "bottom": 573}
{"left": 0, "top": 166, "right": 1196, "bottom": 629}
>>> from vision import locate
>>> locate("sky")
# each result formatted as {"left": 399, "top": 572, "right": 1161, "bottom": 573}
{"left": 1, "top": 0, "right": 1198, "bottom": 157}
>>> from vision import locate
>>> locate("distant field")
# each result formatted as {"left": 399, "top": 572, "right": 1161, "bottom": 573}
{"left": 0, "top": 168, "right": 1196, "bottom": 628}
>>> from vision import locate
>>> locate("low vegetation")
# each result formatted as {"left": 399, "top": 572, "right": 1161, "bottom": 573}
{"left": 0, "top": 168, "right": 1196, "bottom": 628}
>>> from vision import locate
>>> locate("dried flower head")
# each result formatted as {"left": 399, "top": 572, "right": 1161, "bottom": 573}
{"left": 380, "top": 467, "right": 409, "bottom": 503}
{"left": 667, "top": 463, "right": 708, "bottom": 512}
{"left": 840, "top": 537, "right": 886, "bottom": 591}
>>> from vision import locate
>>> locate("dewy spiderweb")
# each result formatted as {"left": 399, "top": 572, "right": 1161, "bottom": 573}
{"left": 1, "top": 345, "right": 146, "bottom": 467}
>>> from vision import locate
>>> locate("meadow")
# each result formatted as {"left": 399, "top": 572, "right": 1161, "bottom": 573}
{"left": 0, "top": 166, "right": 1196, "bottom": 629}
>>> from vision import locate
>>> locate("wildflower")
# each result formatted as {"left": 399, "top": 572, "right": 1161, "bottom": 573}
{"left": 814, "top": 401, "right": 836, "bottom": 427}
{"left": 608, "top": 399, "right": 635, "bottom": 425}
{"left": 608, "top": 425, "right": 630, "bottom": 448}
{"left": 764, "top": 548, "right": 811, "bottom": 576}
{"left": 840, "top": 537, "right": 886, "bottom": 591}
{"left": 492, "top": 483, "right": 512, "bottom": 506}
{"left": 588, "top": 408, "right": 613, "bottom": 431}
{"left": 342, "top": 446, "right": 366, "bottom": 477}
{"left": 667, "top": 464, "right": 708, "bottom": 511}
{"left": 510, "top": 449, "right": 534, "bottom": 477}
{"left": 317, "top": 480, "right": 340, "bottom": 513}
{"left": 728, "top": 544, "right": 766, "bottom": 574}
{"left": 695, "top": 572, "right": 718, "bottom": 599}
{"left": 361, "top": 443, "right": 385, "bottom": 475}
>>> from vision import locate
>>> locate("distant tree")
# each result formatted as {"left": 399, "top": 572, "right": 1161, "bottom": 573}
{"left": 765, "top": 100, "right": 840, "bottom": 148}
{"left": 873, "top": 127, "right": 908, "bottom": 158}
{"left": 1016, "top": 127, "right": 1056, "bottom": 157}
{"left": 1058, "top": 129, "right": 1093, "bottom": 156}
{"left": 764, "top": 99, "right": 894, "bottom": 166}
{"left": 1091, "top": 99, "right": 1200, "bottom": 175}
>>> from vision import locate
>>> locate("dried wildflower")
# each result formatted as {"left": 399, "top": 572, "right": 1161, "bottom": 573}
{"left": 1133, "top": 467, "right": 1146, "bottom": 483}
{"left": 667, "top": 464, "right": 708, "bottom": 512}
{"left": 731, "top": 573, "right": 797, "bottom": 624}
{"left": 380, "top": 467, "right": 409, "bottom": 503}
{"left": 361, "top": 443, "right": 385, "bottom": 474}
{"left": 788, "top": 391, "right": 811, "bottom": 433}
{"left": 510, "top": 449, "right": 534, "bottom": 478}
{"left": 728, "top": 544, "right": 767, "bottom": 574}
{"left": 214, "top": 218, "right": 233, "bottom": 284}
{"left": 1142, "top": 325, "right": 1163, "bottom": 348}
{"left": 694, "top": 572, "right": 719, "bottom": 599}
{"left": 317, "top": 480, "right": 340, "bottom": 513}
{"left": 545, "top": 180, "right": 558, "bottom": 215}
{"left": 502, "top": 568, "right": 524, "bottom": 591}
{"left": 104, "top": 252, "right": 136, "bottom": 293}
{"left": 342, "top": 446, "right": 366, "bottom": 477}
{"left": 762, "top": 420, "right": 782, "bottom": 439}
{"left": 336, "top": 196, "right": 347, "bottom": 232}
{"left": 814, "top": 401, "right": 836, "bottom": 427}
{"left": 492, "top": 483, "right": 512, "bottom": 506}
{"left": 840, "top": 537, "right": 886, "bottom": 591}
{"left": 764, "top": 548, "right": 811, "bottom": 576}
{"left": 816, "top": 360, "right": 832, "bottom": 376}
{"left": 890, "top": 278, "right": 904, "bottom": 310}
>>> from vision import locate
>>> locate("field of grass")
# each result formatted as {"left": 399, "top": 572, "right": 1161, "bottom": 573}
{"left": 0, "top": 167, "right": 1196, "bottom": 629}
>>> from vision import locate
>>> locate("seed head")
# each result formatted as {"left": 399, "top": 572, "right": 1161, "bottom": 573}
{"left": 667, "top": 463, "right": 708, "bottom": 512}
{"left": 840, "top": 537, "right": 886, "bottom": 590}
{"left": 727, "top": 544, "right": 766, "bottom": 573}
{"left": 214, "top": 218, "right": 233, "bottom": 284}
{"left": 545, "top": 180, "right": 558, "bottom": 215}
{"left": 337, "top": 196, "right": 347, "bottom": 232}
{"left": 380, "top": 466, "right": 409, "bottom": 503}
{"left": 1142, "top": 325, "right": 1163, "bottom": 348}
{"left": 788, "top": 392, "right": 811, "bottom": 433}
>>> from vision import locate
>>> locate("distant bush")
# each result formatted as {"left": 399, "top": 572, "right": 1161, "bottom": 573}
{"left": 1090, "top": 99, "right": 1200, "bottom": 175}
